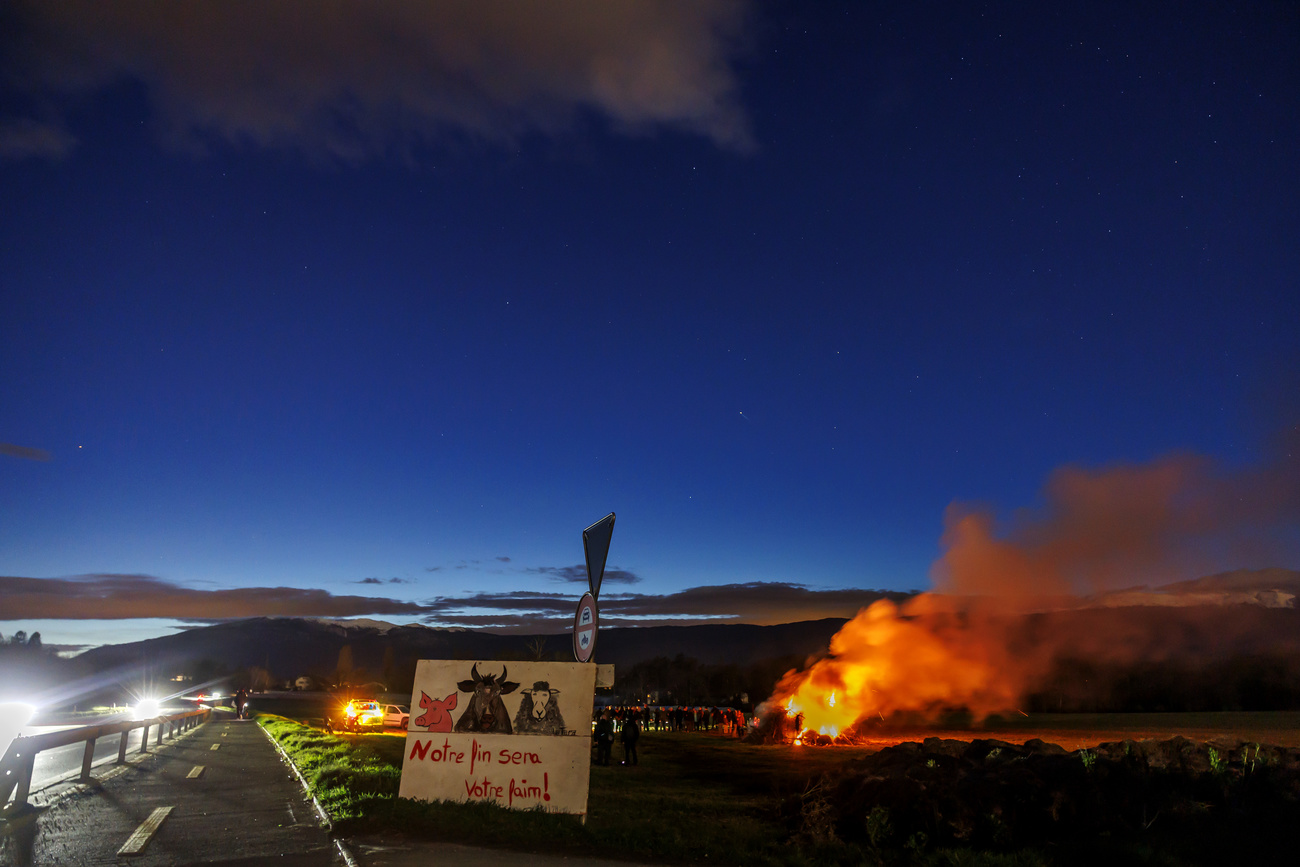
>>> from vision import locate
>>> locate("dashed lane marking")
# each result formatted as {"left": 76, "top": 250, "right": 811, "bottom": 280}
{"left": 118, "top": 805, "right": 174, "bottom": 855}
{"left": 210, "top": 743, "right": 221, "bottom": 751}
{"left": 186, "top": 765, "right": 205, "bottom": 779}
{"left": 221, "top": 732, "right": 227, "bottom": 737}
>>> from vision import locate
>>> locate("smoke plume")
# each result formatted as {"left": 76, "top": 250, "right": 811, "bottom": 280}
{"left": 771, "top": 432, "right": 1300, "bottom": 732}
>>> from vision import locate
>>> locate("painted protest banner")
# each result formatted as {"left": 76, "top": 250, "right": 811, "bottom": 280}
{"left": 397, "top": 660, "right": 597, "bottom": 815}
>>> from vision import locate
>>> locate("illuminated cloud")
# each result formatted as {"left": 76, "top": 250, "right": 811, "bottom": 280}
{"left": 0, "top": 573, "right": 428, "bottom": 619}
{"left": 6, "top": 0, "right": 754, "bottom": 161}
{"left": 422, "top": 582, "right": 912, "bottom": 631}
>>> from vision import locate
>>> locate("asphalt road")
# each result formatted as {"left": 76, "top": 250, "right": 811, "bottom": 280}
{"left": 0, "top": 715, "right": 343, "bottom": 866}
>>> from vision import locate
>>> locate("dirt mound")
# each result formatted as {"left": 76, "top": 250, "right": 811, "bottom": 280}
{"left": 789, "top": 737, "right": 1299, "bottom": 863}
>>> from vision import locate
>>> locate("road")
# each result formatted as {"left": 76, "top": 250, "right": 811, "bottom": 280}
{"left": 1, "top": 712, "right": 652, "bottom": 867}
{"left": 0, "top": 715, "right": 343, "bottom": 866}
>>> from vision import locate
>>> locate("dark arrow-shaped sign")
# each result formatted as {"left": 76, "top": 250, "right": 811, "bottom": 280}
{"left": 582, "top": 512, "right": 615, "bottom": 600}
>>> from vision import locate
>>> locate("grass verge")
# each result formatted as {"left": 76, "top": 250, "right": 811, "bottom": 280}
{"left": 256, "top": 713, "right": 1064, "bottom": 866}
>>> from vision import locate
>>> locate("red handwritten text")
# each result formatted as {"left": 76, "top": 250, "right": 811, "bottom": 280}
{"left": 497, "top": 748, "right": 542, "bottom": 765}
{"left": 464, "top": 776, "right": 505, "bottom": 799}
{"left": 508, "top": 772, "right": 550, "bottom": 807}
{"left": 408, "top": 738, "right": 465, "bottom": 764}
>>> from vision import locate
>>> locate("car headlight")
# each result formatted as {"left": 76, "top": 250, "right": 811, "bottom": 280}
{"left": 1, "top": 702, "right": 36, "bottom": 756}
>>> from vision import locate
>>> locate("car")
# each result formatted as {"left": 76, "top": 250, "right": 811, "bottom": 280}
{"left": 342, "top": 699, "right": 384, "bottom": 730}
{"left": 383, "top": 704, "right": 409, "bottom": 729}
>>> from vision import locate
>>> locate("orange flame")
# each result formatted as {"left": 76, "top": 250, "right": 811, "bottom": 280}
{"left": 769, "top": 597, "right": 1028, "bottom": 735}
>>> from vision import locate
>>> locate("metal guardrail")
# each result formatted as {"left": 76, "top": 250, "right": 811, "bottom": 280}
{"left": 0, "top": 708, "right": 212, "bottom": 809}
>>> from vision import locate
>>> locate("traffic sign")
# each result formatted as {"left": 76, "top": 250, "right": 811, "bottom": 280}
{"left": 582, "top": 512, "right": 615, "bottom": 599}
{"left": 573, "top": 592, "right": 598, "bottom": 663}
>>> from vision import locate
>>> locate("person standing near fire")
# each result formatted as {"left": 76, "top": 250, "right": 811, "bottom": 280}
{"left": 620, "top": 712, "right": 640, "bottom": 765}
{"left": 594, "top": 710, "right": 614, "bottom": 766}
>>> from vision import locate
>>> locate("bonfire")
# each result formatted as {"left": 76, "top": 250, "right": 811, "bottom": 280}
{"left": 758, "top": 596, "right": 1034, "bottom": 745}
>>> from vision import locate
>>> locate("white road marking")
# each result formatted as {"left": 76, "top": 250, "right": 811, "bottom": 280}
{"left": 209, "top": 743, "right": 221, "bottom": 751}
{"left": 221, "top": 732, "right": 227, "bottom": 737}
{"left": 118, "top": 805, "right": 173, "bottom": 855}
{"left": 186, "top": 765, "right": 205, "bottom": 779}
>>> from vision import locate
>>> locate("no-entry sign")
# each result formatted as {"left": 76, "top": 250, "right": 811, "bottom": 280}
{"left": 573, "top": 592, "right": 598, "bottom": 663}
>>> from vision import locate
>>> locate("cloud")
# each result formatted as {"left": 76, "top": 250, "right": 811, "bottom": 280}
{"left": 355, "top": 577, "right": 411, "bottom": 585}
{"left": 527, "top": 564, "right": 642, "bottom": 584}
{"left": 6, "top": 0, "right": 755, "bottom": 161}
{"left": 427, "top": 558, "right": 514, "bottom": 573}
{"left": 422, "top": 582, "right": 912, "bottom": 631}
{"left": 0, "top": 442, "right": 52, "bottom": 461}
{"left": 0, "top": 573, "right": 429, "bottom": 620}
{"left": 4, "top": 570, "right": 890, "bottom": 631}
{"left": 0, "top": 118, "right": 76, "bottom": 161}
{"left": 43, "top": 644, "right": 90, "bottom": 655}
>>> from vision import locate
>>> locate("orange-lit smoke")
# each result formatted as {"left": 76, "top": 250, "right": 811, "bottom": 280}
{"left": 769, "top": 432, "right": 1300, "bottom": 736}
{"left": 774, "top": 597, "right": 1031, "bottom": 736}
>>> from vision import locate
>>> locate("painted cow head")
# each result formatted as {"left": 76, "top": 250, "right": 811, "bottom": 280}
{"left": 456, "top": 664, "right": 519, "bottom": 732}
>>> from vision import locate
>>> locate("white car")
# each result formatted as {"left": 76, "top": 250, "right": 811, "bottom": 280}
{"left": 383, "top": 704, "right": 409, "bottom": 729}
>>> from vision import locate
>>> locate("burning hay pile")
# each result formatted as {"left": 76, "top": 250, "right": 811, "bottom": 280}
{"left": 778, "top": 736, "right": 1300, "bottom": 861}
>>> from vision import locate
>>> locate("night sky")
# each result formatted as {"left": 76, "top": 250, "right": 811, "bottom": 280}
{"left": 2, "top": 2, "right": 1297, "bottom": 652}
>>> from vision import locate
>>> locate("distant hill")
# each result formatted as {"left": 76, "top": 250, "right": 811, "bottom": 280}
{"left": 75, "top": 616, "right": 850, "bottom": 684}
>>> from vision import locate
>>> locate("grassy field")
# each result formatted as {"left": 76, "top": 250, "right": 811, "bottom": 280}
{"left": 840, "top": 710, "right": 1300, "bottom": 750}
{"left": 260, "top": 714, "right": 912, "bottom": 864}
{"left": 258, "top": 712, "right": 1300, "bottom": 866}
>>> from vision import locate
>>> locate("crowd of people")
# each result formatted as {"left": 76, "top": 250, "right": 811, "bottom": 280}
{"left": 591, "top": 704, "right": 755, "bottom": 765}
{"left": 597, "top": 704, "right": 752, "bottom": 734}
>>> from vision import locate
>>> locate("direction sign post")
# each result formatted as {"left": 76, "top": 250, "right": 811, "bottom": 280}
{"left": 582, "top": 513, "right": 615, "bottom": 600}
{"left": 573, "top": 592, "right": 598, "bottom": 663}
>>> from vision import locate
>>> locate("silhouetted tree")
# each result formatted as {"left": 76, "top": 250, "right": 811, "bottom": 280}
{"left": 526, "top": 636, "right": 549, "bottom": 661}
{"left": 246, "top": 665, "right": 275, "bottom": 691}
{"left": 381, "top": 645, "right": 397, "bottom": 689}
{"left": 335, "top": 644, "right": 355, "bottom": 685}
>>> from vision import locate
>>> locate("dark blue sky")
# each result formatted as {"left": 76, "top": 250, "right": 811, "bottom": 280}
{"left": 2, "top": 1, "right": 1297, "bottom": 649}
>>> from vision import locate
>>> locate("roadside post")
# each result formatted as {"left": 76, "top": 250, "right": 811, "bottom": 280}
{"left": 574, "top": 512, "right": 614, "bottom": 664}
